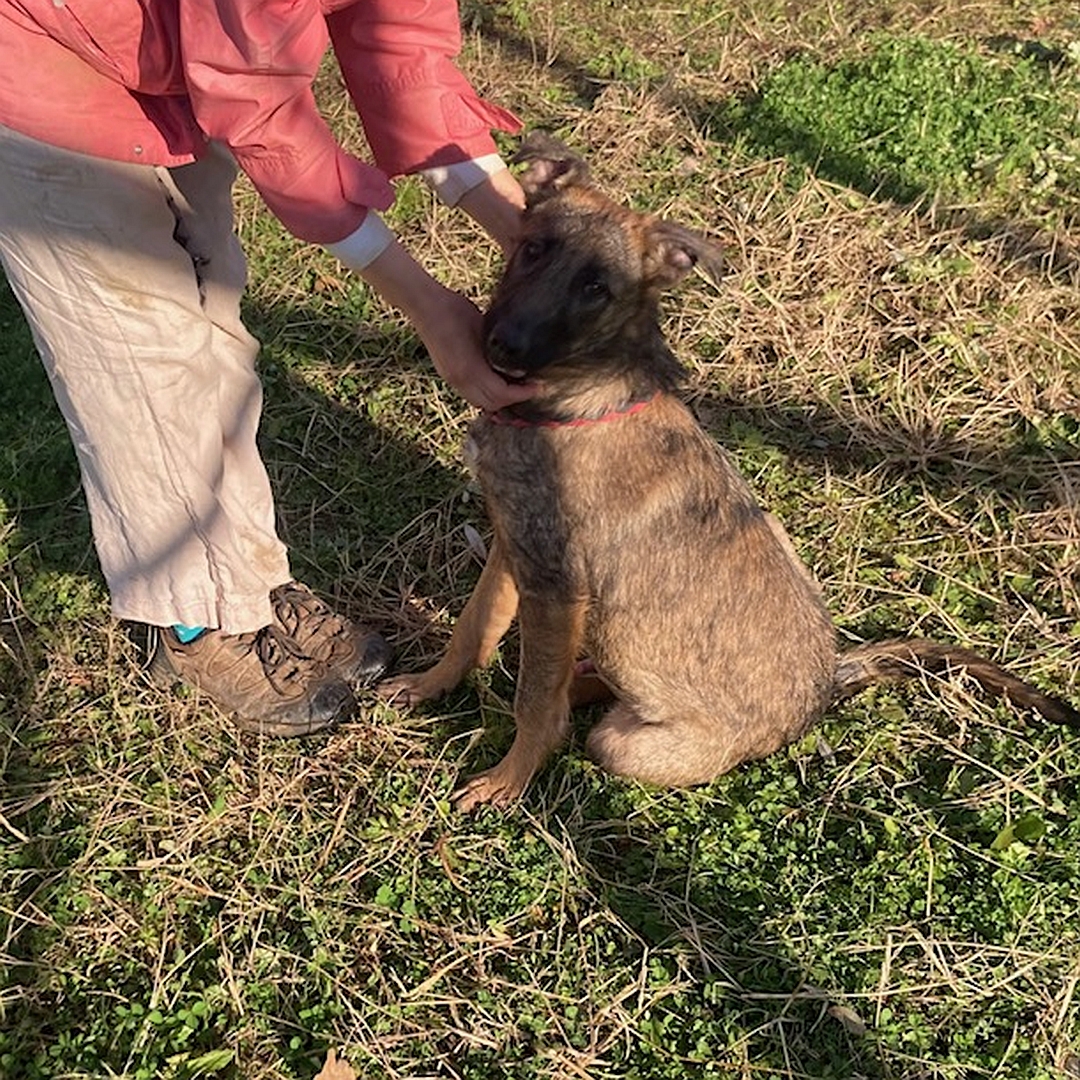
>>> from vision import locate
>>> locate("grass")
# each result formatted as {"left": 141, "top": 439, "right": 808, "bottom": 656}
{"left": 708, "top": 34, "right": 1080, "bottom": 209}
{"left": 2, "top": 2, "right": 1079, "bottom": 1077}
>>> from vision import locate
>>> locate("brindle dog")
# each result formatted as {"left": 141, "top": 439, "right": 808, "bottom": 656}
{"left": 379, "top": 131, "right": 1079, "bottom": 811}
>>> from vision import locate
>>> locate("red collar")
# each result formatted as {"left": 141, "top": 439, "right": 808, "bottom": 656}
{"left": 487, "top": 392, "right": 659, "bottom": 429}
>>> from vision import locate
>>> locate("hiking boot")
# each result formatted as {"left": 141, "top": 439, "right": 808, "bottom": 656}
{"left": 149, "top": 623, "right": 355, "bottom": 736}
{"left": 269, "top": 582, "right": 391, "bottom": 686}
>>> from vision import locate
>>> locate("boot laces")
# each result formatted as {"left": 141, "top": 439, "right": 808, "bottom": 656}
{"left": 271, "top": 584, "right": 345, "bottom": 642}
{"left": 253, "top": 624, "right": 313, "bottom": 694}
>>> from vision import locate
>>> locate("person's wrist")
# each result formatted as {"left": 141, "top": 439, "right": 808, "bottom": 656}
{"left": 359, "top": 239, "right": 444, "bottom": 322}
{"left": 324, "top": 213, "right": 395, "bottom": 271}
{"left": 419, "top": 154, "right": 506, "bottom": 207}
{"left": 407, "top": 278, "right": 459, "bottom": 341}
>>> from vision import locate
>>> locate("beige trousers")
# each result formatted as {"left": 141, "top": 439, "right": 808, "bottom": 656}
{"left": 0, "top": 125, "right": 290, "bottom": 634}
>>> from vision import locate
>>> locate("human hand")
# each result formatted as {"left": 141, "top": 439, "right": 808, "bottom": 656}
{"left": 413, "top": 287, "right": 537, "bottom": 413}
{"left": 359, "top": 239, "right": 536, "bottom": 412}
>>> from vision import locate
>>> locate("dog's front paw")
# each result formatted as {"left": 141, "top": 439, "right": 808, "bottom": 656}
{"left": 376, "top": 672, "right": 443, "bottom": 708}
{"left": 453, "top": 766, "right": 528, "bottom": 812}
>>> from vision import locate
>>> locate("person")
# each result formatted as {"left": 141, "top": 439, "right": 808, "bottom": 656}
{"left": 0, "top": 0, "right": 536, "bottom": 735}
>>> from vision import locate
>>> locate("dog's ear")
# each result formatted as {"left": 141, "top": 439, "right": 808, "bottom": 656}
{"left": 510, "top": 130, "right": 590, "bottom": 205}
{"left": 643, "top": 220, "right": 724, "bottom": 291}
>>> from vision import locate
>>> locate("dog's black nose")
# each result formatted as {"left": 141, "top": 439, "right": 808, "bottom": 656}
{"left": 484, "top": 320, "right": 527, "bottom": 367}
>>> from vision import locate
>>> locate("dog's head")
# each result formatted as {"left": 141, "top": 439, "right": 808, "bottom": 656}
{"left": 483, "top": 131, "right": 722, "bottom": 384}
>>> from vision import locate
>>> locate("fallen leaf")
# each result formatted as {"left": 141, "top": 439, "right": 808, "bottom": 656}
{"left": 463, "top": 523, "right": 488, "bottom": 564}
{"left": 828, "top": 1003, "right": 867, "bottom": 1036}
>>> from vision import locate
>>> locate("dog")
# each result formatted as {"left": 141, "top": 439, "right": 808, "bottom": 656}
{"left": 378, "top": 131, "right": 1079, "bottom": 811}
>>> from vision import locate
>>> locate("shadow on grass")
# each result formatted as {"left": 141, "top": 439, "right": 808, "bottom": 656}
{"left": 686, "top": 386, "right": 1079, "bottom": 523}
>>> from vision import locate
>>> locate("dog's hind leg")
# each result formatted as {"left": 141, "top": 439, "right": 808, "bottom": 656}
{"left": 455, "top": 593, "right": 587, "bottom": 811}
{"left": 378, "top": 540, "right": 519, "bottom": 707}
{"left": 586, "top": 705, "right": 735, "bottom": 787}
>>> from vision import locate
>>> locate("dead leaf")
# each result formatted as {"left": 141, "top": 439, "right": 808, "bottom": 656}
{"left": 314, "top": 1048, "right": 357, "bottom": 1080}
{"left": 463, "top": 523, "right": 488, "bottom": 564}
{"left": 435, "top": 834, "right": 464, "bottom": 888}
{"left": 827, "top": 1003, "right": 867, "bottom": 1036}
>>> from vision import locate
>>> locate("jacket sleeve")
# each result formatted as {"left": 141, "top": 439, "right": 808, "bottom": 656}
{"left": 178, "top": 0, "right": 396, "bottom": 243}
{"left": 326, "top": 0, "right": 522, "bottom": 178}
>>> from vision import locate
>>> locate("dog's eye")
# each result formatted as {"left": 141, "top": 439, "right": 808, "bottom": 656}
{"left": 518, "top": 239, "right": 547, "bottom": 263}
{"left": 580, "top": 277, "right": 609, "bottom": 301}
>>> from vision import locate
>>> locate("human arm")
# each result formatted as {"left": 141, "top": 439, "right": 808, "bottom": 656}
{"left": 178, "top": 0, "right": 394, "bottom": 242}
{"left": 447, "top": 165, "right": 527, "bottom": 257}
{"left": 178, "top": 0, "right": 529, "bottom": 406}
{"left": 352, "top": 237, "right": 535, "bottom": 412}
{"left": 179, "top": 0, "right": 523, "bottom": 244}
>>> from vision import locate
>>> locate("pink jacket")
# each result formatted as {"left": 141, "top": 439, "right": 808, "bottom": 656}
{"left": 0, "top": 0, "right": 521, "bottom": 243}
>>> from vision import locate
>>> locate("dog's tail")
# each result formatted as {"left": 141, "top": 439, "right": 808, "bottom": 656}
{"left": 832, "top": 637, "right": 1080, "bottom": 727}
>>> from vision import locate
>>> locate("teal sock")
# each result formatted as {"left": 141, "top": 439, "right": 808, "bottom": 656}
{"left": 172, "top": 623, "right": 206, "bottom": 644}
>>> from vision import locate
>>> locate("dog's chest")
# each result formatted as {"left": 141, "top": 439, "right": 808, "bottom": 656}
{"left": 471, "top": 422, "right": 564, "bottom": 514}
{"left": 468, "top": 420, "right": 581, "bottom": 591}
